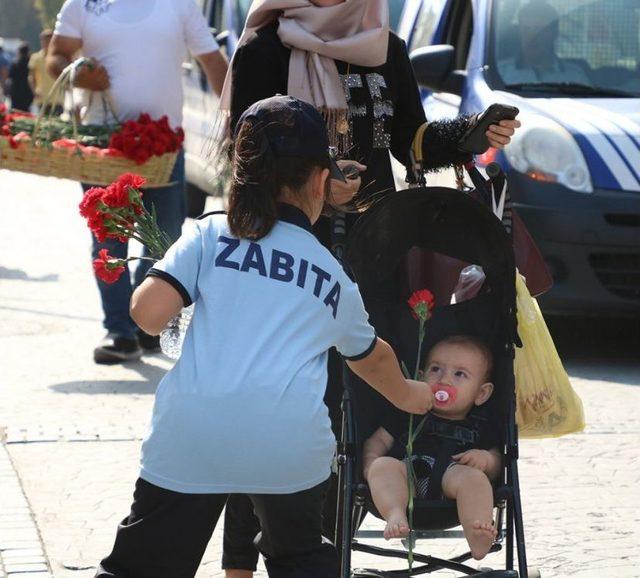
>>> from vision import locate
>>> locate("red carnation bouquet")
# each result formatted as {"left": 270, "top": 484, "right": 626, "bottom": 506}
{"left": 108, "top": 114, "right": 184, "bottom": 165}
{"left": 79, "top": 173, "right": 172, "bottom": 284}
{"left": 2, "top": 59, "right": 182, "bottom": 187}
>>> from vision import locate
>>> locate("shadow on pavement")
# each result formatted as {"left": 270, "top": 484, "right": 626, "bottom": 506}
{"left": 547, "top": 315, "right": 640, "bottom": 386}
{"left": 0, "top": 266, "right": 59, "bottom": 282}
{"left": 0, "top": 304, "right": 101, "bottom": 322}
{"left": 50, "top": 359, "right": 168, "bottom": 395}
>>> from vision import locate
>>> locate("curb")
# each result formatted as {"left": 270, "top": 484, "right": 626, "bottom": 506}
{"left": 0, "top": 444, "right": 52, "bottom": 578}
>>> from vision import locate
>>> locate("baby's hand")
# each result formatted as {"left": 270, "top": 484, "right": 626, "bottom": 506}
{"left": 452, "top": 449, "right": 492, "bottom": 472}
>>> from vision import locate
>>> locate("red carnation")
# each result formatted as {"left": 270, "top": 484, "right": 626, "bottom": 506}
{"left": 408, "top": 289, "right": 435, "bottom": 322}
{"left": 103, "top": 173, "right": 146, "bottom": 208}
{"left": 88, "top": 214, "right": 110, "bottom": 243}
{"left": 93, "top": 249, "right": 126, "bottom": 284}
{"left": 108, "top": 115, "right": 182, "bottom": 162}
{"left": 116, "top": 172, "right": 146, "bottom": 193}
{"left": 79, "top": 186, "right": 107, "bottom": 219}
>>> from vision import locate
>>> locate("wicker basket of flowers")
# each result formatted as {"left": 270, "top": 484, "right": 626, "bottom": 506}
{"left": 0, "top": 58, "right": 181, "bottom": 186}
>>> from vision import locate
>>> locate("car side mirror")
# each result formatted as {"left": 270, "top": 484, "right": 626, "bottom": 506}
{"left": 410, "top": 45, "right": 466, "bottom": 95}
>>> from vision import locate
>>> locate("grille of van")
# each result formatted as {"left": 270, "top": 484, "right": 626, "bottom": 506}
{"left": 589, "top": 253, "right": 640, "bottom": 301}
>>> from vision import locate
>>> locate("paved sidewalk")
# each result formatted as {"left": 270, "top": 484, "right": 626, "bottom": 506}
{"left": 1, "top": 171, "right": 639, "bottom": 578}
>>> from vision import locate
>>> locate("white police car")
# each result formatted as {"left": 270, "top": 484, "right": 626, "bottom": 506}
{"left": 398, "top": 0, "right": 640, "bottom": 316}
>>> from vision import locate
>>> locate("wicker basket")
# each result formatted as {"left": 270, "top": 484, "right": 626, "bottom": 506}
{"left": 0, "top": 141, "right": 177, "bottom": 186}
{"left": 0, "top": 58, "right": 178, "bottom": 187}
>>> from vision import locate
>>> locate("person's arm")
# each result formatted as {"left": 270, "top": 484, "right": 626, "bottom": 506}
{"left": 47, "top": 35, "right": 109, "bottom": 90}
{"left": 389, "top": 34, "right": 517, "bottom": 173}
{"left": 346, "top": 338, "right": 433, "bottom": 415}
{"left": 389, "top": 34, "right": 474, "bottom": 171}
{"left": 195, "top": 49, "right": 228, "bottom": 96}
{"left": 28, "top": 55, "right": 37, "bottom": 96}
{"left": 182, "top": 0, "right": 227, "bottom": 96}
{"left": 131, "top": 221, "right": 204, "bottom": 334}
{"left": 130, "top": 277, "right": 184, "bottom": 335}
{"left": 388, "top": 34, "right": 429, "bottom": 169}
{"left": 362, "top": 426, "right": 395, "bottom": 480}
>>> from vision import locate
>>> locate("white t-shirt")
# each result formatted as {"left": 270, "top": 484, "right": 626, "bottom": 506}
{"left": 140, "top": 207, "right": 377, "bottom": 494}
{"left": 54, "top": 0, "right": 219, "bottom": 127}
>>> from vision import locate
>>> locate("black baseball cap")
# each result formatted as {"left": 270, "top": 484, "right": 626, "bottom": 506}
{"left": 234, "top": 95, "right": 346, "bottom": 183}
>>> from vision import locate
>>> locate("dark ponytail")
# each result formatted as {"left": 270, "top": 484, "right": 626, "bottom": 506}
{"left": 227, "top": 119, "right": 329, "bottom": 240}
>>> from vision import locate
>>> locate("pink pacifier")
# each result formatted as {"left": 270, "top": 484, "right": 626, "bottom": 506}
{"left": 431, "top": 384, "right": 457, "bottom": 406}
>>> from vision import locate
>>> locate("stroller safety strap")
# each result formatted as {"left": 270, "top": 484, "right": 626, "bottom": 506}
{"left": 409, "top": 122, "right": 430, "bottom": 187}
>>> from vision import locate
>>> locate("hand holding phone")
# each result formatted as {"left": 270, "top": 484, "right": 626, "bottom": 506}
{"left": 458, "top": 103, "right": 520, "bottom": 154}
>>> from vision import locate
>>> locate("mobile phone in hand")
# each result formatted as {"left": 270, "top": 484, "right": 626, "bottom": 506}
{"left": 458, "top": 103, "right": 520, "bottom": 154}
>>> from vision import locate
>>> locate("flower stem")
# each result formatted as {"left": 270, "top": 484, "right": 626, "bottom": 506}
{"left": 406, "top": 319, "right": 426, "bottom": 571}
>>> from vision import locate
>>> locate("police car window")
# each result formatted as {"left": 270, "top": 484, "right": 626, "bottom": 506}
{"left": 210, "top": 0, "right": 224, "bottom": 31}
{"left": 443, "top": 0, "right": 473, "bottom": 69}
{"left": 409, "top": 0, "right": 447, "bottom": 52}
{"left": 492, "top": 0, "right": 640, "bottom": 96}
{"left": 388, "top": 0, "right": 405, "bottom": 31}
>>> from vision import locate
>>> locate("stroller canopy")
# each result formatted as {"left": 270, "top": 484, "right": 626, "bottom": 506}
{"left": 346, "top": 186, "right": 516, "bottom": 309}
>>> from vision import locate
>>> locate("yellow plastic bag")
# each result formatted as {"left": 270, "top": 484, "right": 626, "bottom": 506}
{"left": 514, "top": 272, "right": 585, "bottom": 438}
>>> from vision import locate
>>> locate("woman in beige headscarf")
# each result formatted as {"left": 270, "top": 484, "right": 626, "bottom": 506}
{"left": 221, "top": 2, "right": 519, "bottom": 576}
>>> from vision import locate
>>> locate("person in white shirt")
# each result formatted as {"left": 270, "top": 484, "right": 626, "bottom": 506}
{"left": 46, "top": 0, "right": 228, "bottom": 364}
{"left": 498, "top": 0, "right": 590, "bottom": 86}
{"left": 93, "top": 95, "right": 434, "bottom": 578}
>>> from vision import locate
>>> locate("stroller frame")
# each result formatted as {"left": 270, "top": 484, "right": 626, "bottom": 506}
{"left": 336, "top": 384, "right": 527, "bottom": 577}
{"left": 337, "top": 183, "right": 531, "bottom": 578}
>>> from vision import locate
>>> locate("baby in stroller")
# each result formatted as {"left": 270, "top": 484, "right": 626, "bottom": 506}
{"left": 363, "top": 334, "right": 501, "bottom": 560}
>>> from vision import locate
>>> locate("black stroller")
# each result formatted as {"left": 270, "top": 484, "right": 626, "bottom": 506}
{"left": 335, "top": 181, "right": 534, "bottom": 577}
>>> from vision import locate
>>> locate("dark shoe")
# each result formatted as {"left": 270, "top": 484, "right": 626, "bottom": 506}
{"left": 137, "top": 329, "right": 161, "bottom": 352}
{"left": 94, "top": 333, "right": 142, "bottom": 364}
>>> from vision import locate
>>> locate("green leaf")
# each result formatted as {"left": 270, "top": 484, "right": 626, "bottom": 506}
{"left": 410, "top": 416, "right": 427, "bottom": 443}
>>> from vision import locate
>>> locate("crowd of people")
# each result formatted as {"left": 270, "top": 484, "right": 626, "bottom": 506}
{"left": 0, "top": 30, "right": 63, "bottom": 113}
{"left": 7, "top": 0, "right": 527, "bottom": 576}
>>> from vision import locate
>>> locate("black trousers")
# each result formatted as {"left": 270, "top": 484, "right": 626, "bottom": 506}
{"left": 96, "top": 478, "right": 338, "bottom": 578}
{"left": 223, "top": 349, "right": 344, "bottom": 571}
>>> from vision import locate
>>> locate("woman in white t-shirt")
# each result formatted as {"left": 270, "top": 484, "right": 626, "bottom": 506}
{"left": 94, "top": 95, "right": 434, "bottom": 578}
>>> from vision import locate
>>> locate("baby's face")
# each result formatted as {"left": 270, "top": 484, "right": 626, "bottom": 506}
{"left": 424, "top": 342, "right": 490, "bottom": 418}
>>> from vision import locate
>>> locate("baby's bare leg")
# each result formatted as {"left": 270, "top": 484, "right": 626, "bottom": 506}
{"left": 442, "top": 464, "right": 496, "bottom": 560}
{"left": 367, "top": 457, "right": 410, "bottom": 539}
